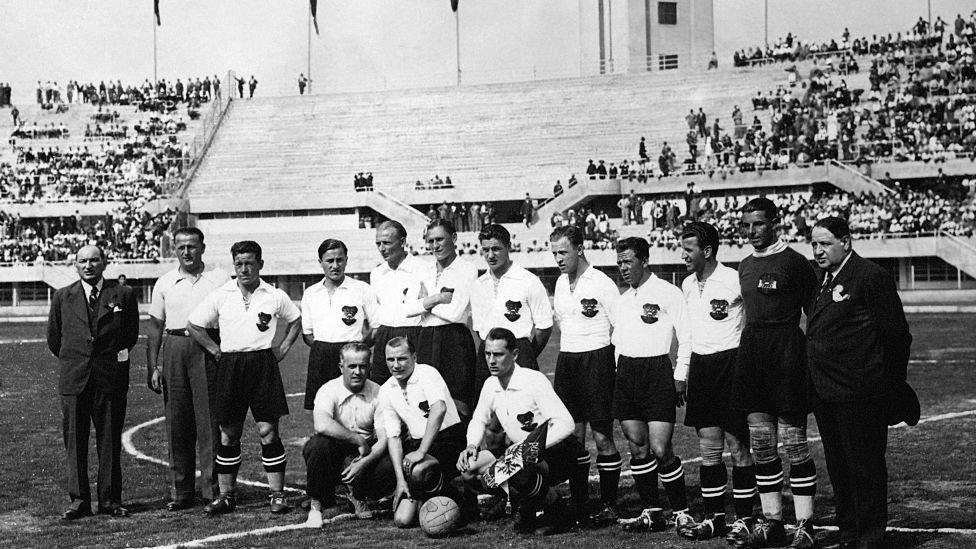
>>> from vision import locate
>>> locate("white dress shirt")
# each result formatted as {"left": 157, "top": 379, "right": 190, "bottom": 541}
{"left": 369, "top": 255, "right": 425, "bottom": 328}
{"left": 405, "top": 256, "right": 478, "bottom": 327}
{"left": 471, "top": 263, "right": 553, "bottom": 340}
{"left": 313, "top": 377, "right": 384, "bottom": 441}
{"left": 553, "top": 265, "right": 620, "bottom": 352}
{"left": 377, "top": 363, "right": 461, "bottom": 439}
{"left": 610, "top": 273, "right": 691, "bottom": 381}
{"left": 467, "top": 366, "right": 574, "bottom": 449}
{"left": 301, "top": 276, "right": 378, "bottom": 342}
{"left": 681, "top": 263, "right": 744, "bottom": 356}
{"left": 187, "top": 279, "right": 300, "bottom": 353}
{"left": 149, "top": 265, "right": 230, "bottom": 330}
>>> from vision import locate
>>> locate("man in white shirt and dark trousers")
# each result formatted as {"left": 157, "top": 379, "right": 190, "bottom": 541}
{"left": 458, "top": 328, "right": 586, "bottom": 535}
{"left": 471, "top": 224, "right": 553, "bottom": 391}
{"left": 677, "top": 222, "right": 757, "bottom": 541}
{"left": 609, "top": 237, "right": 695, "bottom": 535}
{"left": 302, "top": 342, "right": 393, "bottom": 527}
{"left": 187, "top": 241, "right": 303, "bottom": 516}
{"left": 550, "top": 225, "right": 622, "bottom": 527}
{"left": 301, "top": 239, "right": 378, "bottom": 411}
{"left": 146, "top": 227, "right": 230, "bottom": 510}
{"left": 377, "top": 336, "right": 476, "bottom": 521}
{"left": 370, "top": 221, "right": 423, "bottom": 386}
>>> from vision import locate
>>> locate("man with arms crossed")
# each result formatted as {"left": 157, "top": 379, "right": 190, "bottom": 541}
{"left": 147, "top": 227, "right": 229, "bottom": 510}
{"left": 370, "top": 221, "right": 423, "bottom": 385}
{"left": 678, "top": 222, "right": 758, "bottom": 541}
{"left": 187, "top": 240, "right": 303, "bottom": 515}
{"left": 550, "top": 225, "right": 623, "bottom": 527}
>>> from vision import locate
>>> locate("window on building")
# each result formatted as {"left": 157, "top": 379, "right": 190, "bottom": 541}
{"left": 658, "top": 2, "right": 677, "bottom": 25}
{"left": 658, "top": 54, "right": 679, "bottom": 70}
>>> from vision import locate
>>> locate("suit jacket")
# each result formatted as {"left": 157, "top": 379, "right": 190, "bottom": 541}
{"left": 806, "top": 252, "right": 911, "bottom": 403}
{"left": 47, "top": 280, "right": 139, "bottom": 395}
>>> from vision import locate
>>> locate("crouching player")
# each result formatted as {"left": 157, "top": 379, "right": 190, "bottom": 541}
{"left": 378, "top": 337, "right": 476, "bottom": 521}
{"left": 303, "top": 342, "right": 395, "bottom": 527}
{"left": 678, "top": 222, "right": 757, "bottom": 540}
{"left": 457, "top": 328, "right": 588, "bottom": 535}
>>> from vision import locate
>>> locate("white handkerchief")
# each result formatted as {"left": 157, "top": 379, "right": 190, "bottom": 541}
{"left": 117, "top": 349, "right": 129, "bottom": 362}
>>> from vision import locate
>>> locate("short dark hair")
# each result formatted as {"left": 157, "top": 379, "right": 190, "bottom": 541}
{"left": 486, "top": 327, "right": 518, "bottom": 353}
{"left": 386, "top": 335, "right": 415, "bottom": 354}
{"left": 741, "top": 197, "right": 779, "bottom": 221}
{"left": 814, "top": 216, "right": 851, "bottom": 239}
{"left": 680, "top": 221, "right": 720, "bottom": 256}
{"left": 340, "top": 341, "right": 372, "bottom": 363}
{"left": 230, "top": 240, "right": 262, "bottom": 261}
{"left": 174, "top": 226, "right": 205, "bottom": 244}
{"left": 478, "top": 224, "right": 511, "bottom": 248}
{"left": 426, "top": 218, "right": 457, "bottom": 237}
{"left": 317, "top": 238, "right": 348, "bottom": 260}
{"left": 615, "top": 236, "right": 649, "bottom": 262}
{"left": 550, "top": 225, "right": 583, "bottom": 247}
{"left": 377, "top": 220, "right": 407, "bottom": 240}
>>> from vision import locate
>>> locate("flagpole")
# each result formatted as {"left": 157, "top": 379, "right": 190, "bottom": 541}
{"left": 153, "top": 9, "right": 158, "bottom": 83}
{"left": 455, "top": 9, "right": 461, "bottom": 86}
{"left": 307, "top": 5, "right": 312, "bottom": 94}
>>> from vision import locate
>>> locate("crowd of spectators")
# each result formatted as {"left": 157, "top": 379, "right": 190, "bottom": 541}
{"left": 353, "top": 172, "right": 374, "bottom": 192}
{"left": 0, "top": 201, "right": 176, "bottom": 264}
{"left": 37, "top": 76, "right": 221, "bottom": 111}
{"left": 423, "top": 201, "right": 495, "bottom": 232}
{"left": 415, "top": 175, "right": 454, "bottom": 190}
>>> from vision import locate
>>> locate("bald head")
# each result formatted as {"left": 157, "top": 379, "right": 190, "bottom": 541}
{"left": 75, "top": 245, "right": 106, "bottom": 284}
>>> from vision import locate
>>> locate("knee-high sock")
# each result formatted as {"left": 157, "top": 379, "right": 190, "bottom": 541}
{"left": 261, "top": 440, "right": 287, "bottom": 473}
{"left": 630, "top": 456, "right": 660, "bottom": 509}
{"left": 215, "top": 443, "right": 242, "bottom": 494}
{"left": 658, "top": 456, "right": 689, "bottom": 512}
{"left": 595, "top": 453, "right": 622, "bottom": 507}
{"left": 699, "top": 463, "right": 728, "bottom": 517}
{"left": 789, "top": 458, "right": 817, "bottom": 521}
{"left": 755, "top": 458, "right": 784, "bottom": 520}
{"left": 572, "top": 451, "right": 592, "bottom": 514}
{"left": 732, "top": 465, "right": 758, "bottom": 519}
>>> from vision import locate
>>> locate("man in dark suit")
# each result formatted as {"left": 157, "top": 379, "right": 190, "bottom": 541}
{"left": 47, "top": 245, "right": 140, "bottom": 519}
{"left": 806, "top": 217, "right": 912, "bottom": 549}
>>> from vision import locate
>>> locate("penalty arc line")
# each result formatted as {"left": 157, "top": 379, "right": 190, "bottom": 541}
{"left": 124, "top": 403, "right": 976, "bottom": 549}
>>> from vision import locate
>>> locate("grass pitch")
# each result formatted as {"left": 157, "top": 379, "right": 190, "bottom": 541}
{"left": 1, "top": 314, "right": 974, "bottom": 548}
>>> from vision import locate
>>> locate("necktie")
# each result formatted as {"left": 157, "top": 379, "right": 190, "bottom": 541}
{"left": 820, "top": 272, "right": 834, "bottom": 295}
{"left": 89, "top": 286, "right": 99, "bottom": 310}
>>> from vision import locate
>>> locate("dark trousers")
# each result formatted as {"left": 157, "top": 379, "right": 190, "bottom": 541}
{"left": 403, "top": 423, "right": 466, "bottom": 494}
{"left": 161, "top": 334, "right": 219, "bottom": 501}
{"left": 302, "top": 434, "right": 395, "bottom": 506}
{"left": 61, "top": 383, "right": 127, "bottom": 507}
{"left": 812, "top": 394, "right": 889, "bottom": 548}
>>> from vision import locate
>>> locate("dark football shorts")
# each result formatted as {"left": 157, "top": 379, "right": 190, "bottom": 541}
{"left": 304, "top": 340, "right": 349, "bottom": 410}
{"left": 612, "top": 354, "right": 676, "bottom": 423}
{"left": 685, "top": 348, "right": 747, "bottom": 435}
{"left": 553, "top": 345, "right": 615, "bottom": 423}
{"left": 214, "top": 349, "right": 289, "bottom": 424}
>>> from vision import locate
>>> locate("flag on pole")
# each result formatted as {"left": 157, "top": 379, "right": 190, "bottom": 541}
{"left": 154, "top": 0, "right": 161, "bottom": 25}
{"left": 482, "top": 422, "right": 548, "bottom": 490}
{"left": 310, "top": 0, "right": 320, "bottom": 35}
{"left": 451, "top": 0, "right": 459, "bottom": 13}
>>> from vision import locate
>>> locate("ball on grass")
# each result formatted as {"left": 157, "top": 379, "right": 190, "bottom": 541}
{"left": 419, "top": 496, "right": 460, "bottom": 538}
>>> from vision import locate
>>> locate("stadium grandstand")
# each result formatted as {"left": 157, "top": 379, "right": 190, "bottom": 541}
{"left": 2, "top": 6, "right": 976, "bottom": 313}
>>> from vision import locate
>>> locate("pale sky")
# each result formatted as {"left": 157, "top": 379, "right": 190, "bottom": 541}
{"left": 1, "top": 0, "right": 973, "bottom": 104}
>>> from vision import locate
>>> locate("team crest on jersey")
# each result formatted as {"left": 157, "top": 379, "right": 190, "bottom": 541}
{"left": 418, "top": 401, "right": 430, "bottom": 418}
{"left": 256, "top": 312, "right": 272, "bottom": 332}
{"left": 757, "top": 273, "right": 779, "bottom": 295}
{"left": 580, "top": 298, "right": 599, "bottom": 318}
{"left": 504, "top": 300, "right": 523, "bottom": 322}
{"left": 340, "top": 305, "right": 358, "bottom": 326}
{"left": 516, "top": 411, "right": 538, "bottom": 432}
{"left": 709, "top": 299, "right": 730, "bottom": 320}
{"left": 640, "top": 303, "right": 660, "bottom": 324}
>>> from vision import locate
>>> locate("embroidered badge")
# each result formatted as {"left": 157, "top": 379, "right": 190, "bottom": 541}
{"left": 709, "top": 299, "right": 730, "bottom": 320}
{"left": 757, "top": 273, "right": 779, "bottom": 295}
{"left": 504, "top": 300, "right": 523, "bottom": 322}
{"left": 640, "top": 303, "right": 661, "bottom": 324}
{"left": 580, "top": 298, "right": 599, "bottom": 318}
{"left": 516, "top": 411, "right": 538, "bottom": 432}
{"left": 831, "top": 284, "right": 851, "bottom": 302}
{"left": 256, "top": 312, "right": 272, "bottom": 332}
{"left": 418, "top": 400, "right": 430, "bottom": 418}
{"left": 340, "top": 305, "right": 358, "bottom": 326}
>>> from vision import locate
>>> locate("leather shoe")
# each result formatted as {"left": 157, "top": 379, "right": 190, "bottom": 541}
{"left": 166, "top": 499, "right": 195, "bottom": 512}
{"left": 98, "top": 505, "right": 130, "bottom": 518}
{"left": 61, "top": 503, "right": 92, "bottom": 521}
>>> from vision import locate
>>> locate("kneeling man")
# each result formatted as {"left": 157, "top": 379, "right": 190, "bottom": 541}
{"left": 458, "top": 328, "right": 587, "bottom": 535}
{"left": 303, "top": 342, "right": 394, "bottom": 527}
